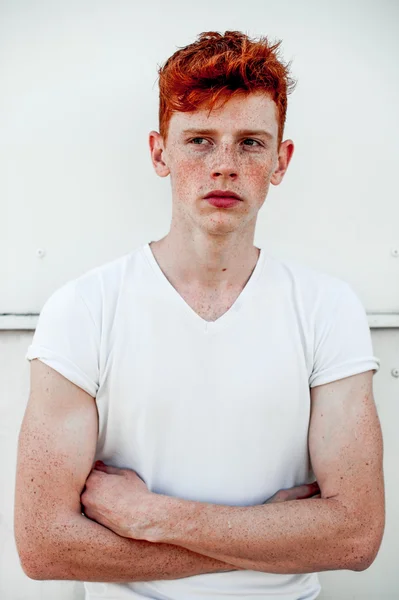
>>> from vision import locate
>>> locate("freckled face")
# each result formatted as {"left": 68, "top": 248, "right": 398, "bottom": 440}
{"left": 160, "top": 92, "right": 282, "bottom": 235}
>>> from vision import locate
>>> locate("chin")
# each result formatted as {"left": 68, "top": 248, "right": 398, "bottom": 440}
{"left": 201, "top": 220, "right": 240, "bottom": 235}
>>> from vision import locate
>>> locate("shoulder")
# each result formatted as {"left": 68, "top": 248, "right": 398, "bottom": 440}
{"left": 41, "top": 245, "right": 144, "bottom": 329}
{"left": 74, "top": 245, "right": 142, "bottom": 295}
{"left": 265, "top": 253, "right": 354, "bottom": 308}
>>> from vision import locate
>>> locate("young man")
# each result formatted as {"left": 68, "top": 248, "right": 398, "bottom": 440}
{"left": 15, "top": 31, "right": 384, "bottom": 600}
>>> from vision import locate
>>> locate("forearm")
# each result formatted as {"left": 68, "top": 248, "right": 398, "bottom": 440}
{"left": 21, "top": 513, "right": 239, "bottom": 582}
{"left": 148, "top": 495, "right": 368, "bottom": 573}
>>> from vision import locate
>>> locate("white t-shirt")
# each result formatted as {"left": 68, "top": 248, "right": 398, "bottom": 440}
{"left": 26, "top": 242, "right": 380, "bottom": 600}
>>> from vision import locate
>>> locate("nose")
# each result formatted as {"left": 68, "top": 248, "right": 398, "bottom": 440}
{"left": 210, "top": 144, "right": 239, "bottom": 179}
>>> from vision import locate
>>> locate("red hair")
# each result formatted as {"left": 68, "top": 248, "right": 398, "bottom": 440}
{"left": 156, "top": 30, "right": 297, "bottom": 149}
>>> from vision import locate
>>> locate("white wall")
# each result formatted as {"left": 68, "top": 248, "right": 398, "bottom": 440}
{"left": 1, "top": 0, "right": 398, "bottom": 598}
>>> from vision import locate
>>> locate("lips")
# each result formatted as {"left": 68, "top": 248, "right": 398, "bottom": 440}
{"left": 204, "top": 190, "right": 242, "bottom": 200}
{"left": 205, "top": 196, "right": 241, "bottom": 208}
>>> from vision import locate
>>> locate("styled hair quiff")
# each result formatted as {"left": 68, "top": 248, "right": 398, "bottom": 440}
{"left": 156, "top": 30, "right": 297, "bottom": 148}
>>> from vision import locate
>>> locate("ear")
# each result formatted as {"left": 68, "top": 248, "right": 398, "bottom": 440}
{"left": 270, "top": 139, "right": 294, "bottom": 186}
{"left": 149, "top": 130, "right": 170, "bottom": 178}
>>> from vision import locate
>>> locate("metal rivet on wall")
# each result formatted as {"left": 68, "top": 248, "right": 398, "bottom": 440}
{"left": 391, "top": 248, "right": 399, "bottom": 257}
{"left": 391, "top": 368, "right": 399, "bottom": 378}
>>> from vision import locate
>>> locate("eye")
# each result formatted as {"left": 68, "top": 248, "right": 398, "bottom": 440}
{"left": 243, "top": 138, "right": 261, "bottom": 146}
{"left": 188, "top": 137, "right": 262, "bottom": 147}
{"left": 189, "top": 137, "right": 209, "bottom": 145}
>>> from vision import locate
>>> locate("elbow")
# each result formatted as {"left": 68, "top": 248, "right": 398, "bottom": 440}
{"left": 14, "top": 505, "right": 83, "bottom": 580}
{"left": 351, "top": 552, "right": 378, "bottom": 572}
{"left": 15, "top": 524, "right": 62, "bottom": 581}
{"left": 348, "top": 519, "right": 385, "bottom": 572}
{"left": 20, "top": 559, "right": 48, "bottom": 581}
{"left": 16, "top": 541, "right": 49, "bottom": 580}
{"left": 335, "top": 496, "right": 385, "bottom": 573}
{"left": 16, "top": 542, "right": 56, "bottom": 581}
{"left": 350, "top": 538, "right": 383, "bottom": 572}
{"left": 18, "top": 546, "right": 64, "bottom": 581}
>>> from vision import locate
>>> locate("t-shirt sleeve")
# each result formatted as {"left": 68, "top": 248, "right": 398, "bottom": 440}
{"left": 25, "top": 279, "right": 100, "bottom": 398}
{"left": 309, "top": 280, "right": 380, "bottom": 388}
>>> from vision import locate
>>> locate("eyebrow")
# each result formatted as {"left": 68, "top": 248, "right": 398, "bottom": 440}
{"left": 181, "top": 128, "right": 274, "bottom": 140}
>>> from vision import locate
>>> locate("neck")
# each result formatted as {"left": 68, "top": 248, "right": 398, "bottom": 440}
{"left": 149, "top": 232, "right": 260, "bottom": 291}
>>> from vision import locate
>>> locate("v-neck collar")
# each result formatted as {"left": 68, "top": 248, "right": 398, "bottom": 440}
{"left": 142, "top": 242, "right": 266, "bottom": 334}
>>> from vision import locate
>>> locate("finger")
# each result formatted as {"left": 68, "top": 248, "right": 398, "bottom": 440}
{"left": 285, "top": 482, "right": 320, "bottom": 501}
{"left": 93, "top": 460, "right": 107, "bottom": 470}
{"left": 298, "top": 483, "right": 320, "bottom": 499}
{"left": 93, "top": 461, "right": 121, "bottom": 475}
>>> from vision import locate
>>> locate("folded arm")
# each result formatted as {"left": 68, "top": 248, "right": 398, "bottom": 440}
{"left": 117, "top": 371, "right": 385, "bottom": 574}
{"left": 14, "top": 360, "right": 238, "bottom": 581}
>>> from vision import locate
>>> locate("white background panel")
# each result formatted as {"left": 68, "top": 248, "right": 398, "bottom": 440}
{"left": 1, "top": 0, "right": 398, "bottom": 313}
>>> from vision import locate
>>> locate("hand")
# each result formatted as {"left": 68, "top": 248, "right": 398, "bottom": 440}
{"left": 81, "top": 461, "right": 154, "bottom": 539}
{"left": 264, "top": 481, "right": 321, "bottom": 504}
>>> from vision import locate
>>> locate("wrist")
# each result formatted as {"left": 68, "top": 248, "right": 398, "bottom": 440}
{"left": 145, "top": 494, "right": 198, "bottom": 544}
{"left": 128, "top": 492, "right": 182, "bottom": 543}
